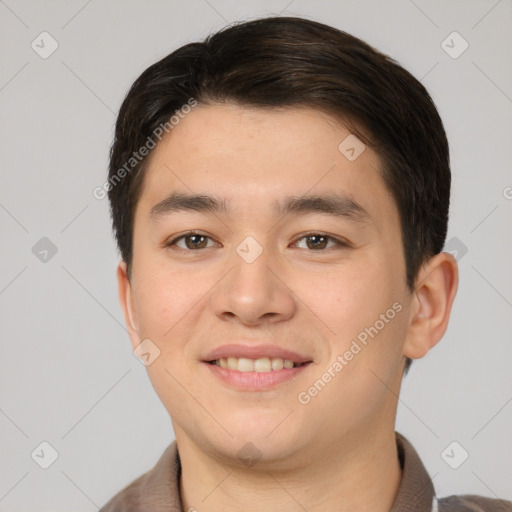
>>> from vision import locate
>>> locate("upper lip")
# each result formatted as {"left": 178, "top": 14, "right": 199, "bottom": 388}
{"left": 203, "top": 344, "right": 312, "bottom": 364}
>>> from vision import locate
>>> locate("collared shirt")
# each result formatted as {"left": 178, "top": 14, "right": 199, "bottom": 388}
{"left": 99, "top": 432, "right": 512, "bottom": 511}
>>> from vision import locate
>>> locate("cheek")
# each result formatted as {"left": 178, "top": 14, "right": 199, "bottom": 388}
{"left": 133, "top": 264, "right": 209, "bottom": 420}
{"left": 134, "top": 259, "right": 201, "bottom": 338}
{"left": 310, "top": 255, "right": 406, "bottom": 362}
{"left": 306, "top": 262, "right": 385, "bottom": 331}
{"left": 132, "top": 259, "right": 224, "bottom": 375}
{"left": 135, "top": 282, "right": 179, "bottom": 339}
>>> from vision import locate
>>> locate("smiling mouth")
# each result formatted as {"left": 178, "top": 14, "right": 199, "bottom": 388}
{"left": 207, "top": 357, "right": 310, "bottom": 372}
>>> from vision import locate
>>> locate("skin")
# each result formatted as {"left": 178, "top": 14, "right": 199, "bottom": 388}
{"left": 117, "top": 104, "right": 458, "bottom": 511}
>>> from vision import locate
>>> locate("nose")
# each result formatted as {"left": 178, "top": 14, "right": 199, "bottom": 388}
{"left": 209, "top": 240, "right": 296, "bottom": 327}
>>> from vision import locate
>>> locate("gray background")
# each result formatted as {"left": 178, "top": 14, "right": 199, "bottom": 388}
{"left": 0, "top": 0, "right": 511, "bottom": 509}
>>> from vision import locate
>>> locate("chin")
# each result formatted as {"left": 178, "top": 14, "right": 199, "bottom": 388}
{"left": 214, "top": 435, "right": 306, "bottom": 471}
{"left": 223, "top": 412, "right": 306, "bottom": 460}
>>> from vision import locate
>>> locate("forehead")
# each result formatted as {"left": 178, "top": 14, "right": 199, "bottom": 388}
{"left": 136, "top": 104, "right": 395, "bottom": 225}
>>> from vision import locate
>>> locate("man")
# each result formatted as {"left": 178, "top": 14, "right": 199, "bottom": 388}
{"left": 99, "top": 16, "right": 512, "bottom": 512}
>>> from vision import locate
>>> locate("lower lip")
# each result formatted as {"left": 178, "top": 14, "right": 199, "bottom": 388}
{"left": 203, "top": 362, "right": 311, "bottom": 391}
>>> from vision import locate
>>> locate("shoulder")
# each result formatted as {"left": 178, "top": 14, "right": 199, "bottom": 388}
{"left": 98, "top": 441, "right": 181, "bottom": 512}
{"left": 439, "top": 494, "right": 512, "bottom": 511}
{"left": 98, "top": 469, "right": 150, "bottom": 511}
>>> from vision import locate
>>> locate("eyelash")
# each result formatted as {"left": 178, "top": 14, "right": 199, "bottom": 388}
{"left": 165, "top": 231, "right": 350, "bottom": 251}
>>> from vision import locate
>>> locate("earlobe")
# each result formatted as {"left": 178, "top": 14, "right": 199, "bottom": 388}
{"left": 403, "top": 252, "right": 459, "bottom": 360}
{"left": 117, "top": 261, "right": 140, "bottom": 338}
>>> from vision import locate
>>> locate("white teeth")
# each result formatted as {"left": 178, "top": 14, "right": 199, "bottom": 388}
{"left": 271, "top": 358, "right": 284, "bottom": 370}
{"left": 214, "top": 357, "right": 298, "bottom": 372}
{"left": 237, "top": 358, "right": 254, "bottom": 372}
{"left": 254, "top": 357, "right": 271, "bottom": 372}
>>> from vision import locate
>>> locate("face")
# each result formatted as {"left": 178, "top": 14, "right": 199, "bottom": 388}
{"left": 120, "top": 104, "right": 414, "bottom": 468}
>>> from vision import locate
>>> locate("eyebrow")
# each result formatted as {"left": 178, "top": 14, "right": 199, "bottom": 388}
{"left": 150, "top": 192, "right": 371, "bottom": 223}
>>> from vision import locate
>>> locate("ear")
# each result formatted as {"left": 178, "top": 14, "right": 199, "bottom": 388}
{"left": 117, "top": 261, "right": 142, "bottom": 350}
{"left": 403, "top": 252, "right": 459, "bottom": 360}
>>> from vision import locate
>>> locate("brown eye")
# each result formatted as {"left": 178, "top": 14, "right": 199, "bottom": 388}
{"left": 183, "top": 234, "right": 209, "bottom": 249}
{"left": 166, "top": 233, "right": 216, "bottom": 250}
{"left": 294, "top": 233, "right": 346, "bottom": 250}
{"left": 305, "top": 235, "right": 329, "bottom": 250}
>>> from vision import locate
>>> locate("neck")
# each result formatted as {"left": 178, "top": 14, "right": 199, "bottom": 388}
{"left": 177, "top": 426, "right": 402, "bottom": 512}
